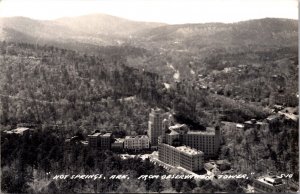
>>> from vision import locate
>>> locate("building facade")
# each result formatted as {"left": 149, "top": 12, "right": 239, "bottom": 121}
{"left": 160, "top": 125, "right": 221, "bottom": 157}
{"left": 163, "top": 126, "right": 221, "bottom": 157}
{"left": 100, "top": 133, "right": 111, "bottom": 150}
{"left": 111, "top": 138, "right": 125, "bottom": 150}
{"left": 180, "top": 127, "right": 220, "bottom": 157}
{"left": 165, "top": 130, "right": 180, "bottom": 145}
{"left": 158, "top": 143, "right": 204, "bottom": 171}
{"left": 148, "top": 108, "right": 164, "bottom": 147}
{"left": 124, "top": 135, "right": 150, "bottom": 150}
{"left": 88, "top": 132, "right": 112, "bottom": 150}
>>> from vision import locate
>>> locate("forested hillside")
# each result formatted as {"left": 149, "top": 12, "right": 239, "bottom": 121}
{"left": 0, "top": 42, "right": 156, "bottom": 135}
{"left": 1, "top": 16, "right": 297, "bottom": 108}
{"left": 0, "top": 41, "right": 275, "bottom": 134}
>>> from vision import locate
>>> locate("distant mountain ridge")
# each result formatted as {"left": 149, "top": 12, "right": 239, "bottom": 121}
{"left": 0, "top": 14, "right": 297, "bottom": 50}
{"left": 55, "top": 14, "right": 166, "bottom": 36}
{"left": 0, "top": 14, "right": 165, "bottom": 47}
{"left": 137, "top": 18, "right": 298, "bottom": 47}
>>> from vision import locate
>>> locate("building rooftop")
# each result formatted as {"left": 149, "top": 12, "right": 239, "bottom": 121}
{"left": 256, "top": 121, "right": 268, "bottom": 125}
{"left": 169, "top": 124, "right": 186, "bottom": 130}
{"left": 278, "top": 111, "right": 299, "bottom": 121}
{"left": 102, "top": 133, "right": 112, "bottom": 137}
{"left": 13, "top": 127, "right": 30, "bottom": 134}
{"left": 176, "top": 146, "right": 203, "bottom": 156}
{"left": 65, "top": 136, "right": 79, "bottom": 142}
{"left": 114, "top": 138, "right": 125, "bottom": 143}
{"left": 187, "top": 130, "right": 215, "bottom": 135}
{"left": 125, "top": 135, "right": 149, "bottom": 139}
{"left": 244, "top": 120, "right": 254, "bottom": 125}
{"left": 236, "top": 124, "right": 245, "bottom": 128}
{"left": 221, "top": 121, "right": 236, "bottom": 125}
{"left": 88, "top": 132, "right": 112, "bottom": 137}
{"left": 81, "top": 141, "right": 89, "bottom": 145}
{"left": 166, "top": 130, "right": 179, "bottom": 136}
{"left": 267, "top": 115, "right": 280, "bottom": 121}
{"left": 151, "top": 107, "right": 163, "bottom": 114}
{"left": 5, "top": 127, "right": 31, "bottom": 135}
{"left": 89, "top": 132, "right": 102, "bottom": 137}
{"left": 216, "top": 160, "right": 230, "bottom": 165}
{"left": 204, "top": 163, "right": 215, "bottom": 170}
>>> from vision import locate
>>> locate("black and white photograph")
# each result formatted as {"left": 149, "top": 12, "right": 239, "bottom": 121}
{"left": 0, "top": 0, "right": 299, "bottom": 193}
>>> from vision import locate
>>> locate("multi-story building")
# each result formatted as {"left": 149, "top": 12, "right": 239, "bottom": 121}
{"left": 180, "top": 127, "right": 221, "bottom": 157}
{"left": 148, "top": 108, "right": 164, "bottom": 147}
{"left": 169, "top": 124, "right": 189, "bottom": 134}
{"left": 253, "top": 176, "right": 286, "bottom": 193}
{"left": 158, "top": 143, "right": 204, "bottom": 171}
{"left": 274, "top": 94, "right": 298, "bottom": 107}
{"left": 165, "top": 130, "right": 180, "bottom": 145}
{"left": 100, "top": 133, "right": 111, "bottom": 150}
{"left": 124, "top": 135, "right": 150, "bottom": 150}
{"left": 163, "top": 126, "right": 220, "bottom": 157}
{"left": 111, "top": 138, "right": 125, "bottom": 150}
{"left": 88, "top": 132, "right": 112, "bottom": 150}
{"left": 88, "top": 132, "right": 101, "bottom": 148}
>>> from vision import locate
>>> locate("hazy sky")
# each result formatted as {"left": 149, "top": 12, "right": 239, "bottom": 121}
{"left": 0, "top": 0, "right": 298, "bottom": 24}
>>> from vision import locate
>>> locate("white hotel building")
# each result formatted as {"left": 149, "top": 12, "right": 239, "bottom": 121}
{"left": 124, "top": 135, "right": 150, "bottom": 150}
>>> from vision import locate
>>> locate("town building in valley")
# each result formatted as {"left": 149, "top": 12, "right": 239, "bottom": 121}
{"left": 148, "top": 108, "right": 164, "bottom": 147}
{"left": 164, "top": 125, "right": 221, "bottom": 157}
{"left": 158, "top": 143, "right": 204, "bottom": 172}
{"left": 124, "top": 135, "right": 150, "bottom": 150}
{"left": 111, "top": 138, "right": 125, "bottom": 150}
{"left": 180, "top": 127, "right": 221, "bottom": 157}
{"left": 253, "top": 176, "right": 286, "bottom": 193}
{"left": 3, "top": 127, "right": 33, "bottom": 136}
{"left": 88, "top": 132, "right": 112, "bottom": 150}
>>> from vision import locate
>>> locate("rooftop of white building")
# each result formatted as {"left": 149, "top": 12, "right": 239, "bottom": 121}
{"left": 169, "top": 124, "right": 186, "bottom": 130}
{"left": 245, "top": 120, "right": 254, "bottom": 125}
{"left": 89, "top": 132, "right": 102, "bottom": 137}
{"left": 114, "top": 138, "right": 125, "bottom": 143}
{"left": 187, "top": 130, "right": 215, "bottom": 135}
{"left": 4, "top": 127, "right": 31, "bottom": 134}
{"left": 81, "top": 141, "right": 89, "bottom": 145}
{"left": 89, "top": 132, "right": 112, "bottom": 137}
{"left": 176, "top": 146, "right": 203, "bottom": 156}
{"left": 236, "top": 124, "right": 245, "bottom": 128}
{"left": 102, "top": 133, "right": 112, "bottom": 137}
{"left": 125, "top": 135, "right": 149, "bottom": 139}
{"left": 187, "top": 127, "right": 215, "bottom": 135}
{"left": 267, "top": 115, "right": 280, "bottom": 121}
